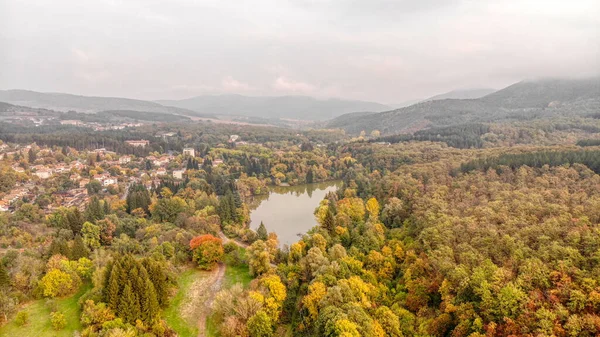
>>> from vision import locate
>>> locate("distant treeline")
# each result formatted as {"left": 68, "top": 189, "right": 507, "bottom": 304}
{"left": 372, "top": 123, "right": 490, "bottom": 149}
{"left": 59, "top": 110, "right": 191, "bottom": 123}
{"left": 456, "top": 150, "right": 600, "bottom": 175}
{"left": 0, "top": 124, "right": 179, "bottom": 155}
{"left": 548, "top": 123, "right": 600, "bottom": 133}
{"left": 587, "top": 112, "right": 600, "bottom": 119}
{"left": 577, "top": 139, "right": 600, "bottom": 147}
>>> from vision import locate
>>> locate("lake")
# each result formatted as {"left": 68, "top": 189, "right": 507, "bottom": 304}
{"left": 249, "top": 181, "right": 341, "bottom": 247}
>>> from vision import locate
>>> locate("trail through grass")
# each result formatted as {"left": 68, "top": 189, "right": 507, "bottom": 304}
{"left": 205, "top": 262, "right": 253, "bottom": 337}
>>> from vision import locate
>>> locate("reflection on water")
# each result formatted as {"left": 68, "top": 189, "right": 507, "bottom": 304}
{"left": 249, "top": 181, "right": 341, "bottom": 247}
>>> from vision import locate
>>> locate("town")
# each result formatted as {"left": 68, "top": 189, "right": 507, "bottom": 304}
{"left": 0, "top": 138, "right": 237, "bottom": 213}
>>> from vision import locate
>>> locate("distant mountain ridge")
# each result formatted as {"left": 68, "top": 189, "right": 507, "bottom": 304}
{"left": 0, "top": 89, "right": 209, "bottom": 117}
{"left": 422, "top": 88, "right": 496, "bottom": 102}
{"left": 156, "top": 94, "right": 391, "bottom": 121}
{"left": 327, "top": 77, "right": 600, "bottom": 135}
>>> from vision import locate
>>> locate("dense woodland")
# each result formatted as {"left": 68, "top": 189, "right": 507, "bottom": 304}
{"left": 1, "top": 112, "right": 600, "bottom": 336}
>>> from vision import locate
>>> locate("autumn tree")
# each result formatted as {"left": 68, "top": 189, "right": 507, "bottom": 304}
{"left": 189, "top": 234, "right": 224, "bottom": 270}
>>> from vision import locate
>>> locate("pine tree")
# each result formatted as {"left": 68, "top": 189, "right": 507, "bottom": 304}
{"left": 217, "top": 194, "right": 232, "bottom": 224}
{"left": 141, "top": 279, "right": 160, "bottom": 323}
{"left": 0, "top": 263, "right": 9, "bottom": 288}
{"left": 48, "top": 238, "right": 70, "bottom": 257}
{"left": 232, "top": 190, "right": 242, "bottom": 208}
{"left": 103, "top": 200, "right": 110, "bottom": 215}
{"left": 323, "top": 208, "right": 335, "bottom": 232}
{"left": 67, "top": 208, "right": 84, "bottom": 234}
{"left": 70, "top": 235, "right": 89, "bottom": 260}
{"left": 106, "top": 263, "right": 121, "bottom": 310}
{"left": 118, "top": 283, "right": 141, "bottom": 323}
{"left": 143, "top": 259, "right": 169, "bottom": 307}
{"left": 85, "top": 197, "right": 105, "bottom": 222}
{"left": 28, "top": 149, "right": 37, "bottom": 163}
{"left": 257, "top": 222, "right": 268, "bottom": 241}
{"left": 306, "top": 168, "right": 314, "bottom": 183}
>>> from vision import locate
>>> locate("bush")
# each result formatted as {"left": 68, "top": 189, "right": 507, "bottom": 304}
{"left": 15, "top": 311, "right": 29, "bottom": 326}
{"left": 50, "top": 311, "right": 67, "bottom": 330}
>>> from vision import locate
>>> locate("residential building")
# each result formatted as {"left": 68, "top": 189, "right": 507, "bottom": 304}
{"left": 125, "top": 140, "right": 149, "bottom": 147}
{"left": 183, "top": 148, "right": 195, "bottom": 157}
{"left": 173, "top": 169, "right": 185, "bottom": 179}
{"left": 35, "top": 169, "right": 52, "bottom": 179}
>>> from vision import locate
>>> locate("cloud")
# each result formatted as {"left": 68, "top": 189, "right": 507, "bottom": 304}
{"left": 272, "top": 76, "right": 316, "bottom": 94}
{"left": 71, "top": 48, "right": 91, "bottom": 63}
{"left": 1, "top": 0, "right": 598, "bottom": 102}
{"left": 221, "top": 76, "right": 252, "bottom": 91}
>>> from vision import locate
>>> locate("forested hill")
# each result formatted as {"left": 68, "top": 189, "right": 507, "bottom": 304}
{"left": 156, "top": 94, "right": 391, "bottom": 121}
{"left": 328, "top": 77, "right": 600, "bottom": 135}
{"left": 422, "top": 88, "right": 496, "bottom": 102}
{"left": 0, "top": 90, "right": 210, "bottom": 118}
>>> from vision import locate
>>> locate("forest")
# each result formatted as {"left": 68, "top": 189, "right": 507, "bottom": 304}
{"left": 0, "top": 115, "right": 599, "bottom": 337}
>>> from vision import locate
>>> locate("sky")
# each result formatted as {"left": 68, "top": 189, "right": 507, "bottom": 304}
{"left": 1, "top": 0, "right": 599, "bottom": 104}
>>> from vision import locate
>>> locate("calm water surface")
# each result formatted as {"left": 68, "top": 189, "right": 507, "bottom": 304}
{"left": 249, "top": 181, "right": 341, "bottom": 247}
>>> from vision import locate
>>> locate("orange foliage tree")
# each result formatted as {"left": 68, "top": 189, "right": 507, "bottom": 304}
{"left": 189, "top": 234, "right": 224, "bottom": 270}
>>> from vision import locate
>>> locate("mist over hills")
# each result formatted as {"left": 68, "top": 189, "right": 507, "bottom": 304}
{"left": 327, "top": 78, "right": 600, "bottom": 135}
{"left": 156, "top": 95, "right": 391, "bottom": 121}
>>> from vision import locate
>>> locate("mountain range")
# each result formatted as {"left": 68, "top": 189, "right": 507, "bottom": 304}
{"left": 0, "top": 90, "right": 391, "bottom": 122}
{"left": 327, "top": 78, "right": 600, "bottom": 135}
{"left": 0, "top": 90, "right": 206, "bottom": 118}
{"left": 156, "top": 95, "right": 391, "bottom": 121}
{"left": 2, "top": 78, "right": 598, "bottom": 131}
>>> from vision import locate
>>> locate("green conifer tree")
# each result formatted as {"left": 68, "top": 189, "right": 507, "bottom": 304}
{"left": 106, "top": 263, "right": 122, "bottom": 310}
{"left": 0, "top": 263, "right": 9, "bottom": 288}
{"left": 103, "top": 199, "right": 110, "bottom": 215}
{"left": 118, "top": 283, "right": 140, "bottom": 323}
{"left": 141, "top": 278, "right": 160, "bottom": 323}
{"left": 70, "top": 235, "right": 89, "bottom": 260}
{"left": 323, "top": 208, "right": 335, "bottom": 232}
{"left": 257, "top": 222, "right": 268, "bottom": 241}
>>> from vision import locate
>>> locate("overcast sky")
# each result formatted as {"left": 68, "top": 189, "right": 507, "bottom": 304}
{"left": 1, "top": 0, "right": 598, "bottom": 103}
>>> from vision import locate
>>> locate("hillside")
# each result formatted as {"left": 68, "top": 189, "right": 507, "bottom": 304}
{"left": 328, "top": 77, "right": 600, "bottom": 135}
{"left": 422, "top": 88, "right": 496, "bottom": 102}
{"left": 0, "top": 90, "right": 210, "bottom": 117}
{"left": 156, "top": 94, "right": 391, "bottom": 121}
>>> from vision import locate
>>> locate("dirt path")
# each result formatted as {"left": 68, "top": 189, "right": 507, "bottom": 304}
{"left": 196, "top": 264, "right": 225, "bottom": 337}
{"left": 218, "top": 230, "right": 249, "bottom": 248}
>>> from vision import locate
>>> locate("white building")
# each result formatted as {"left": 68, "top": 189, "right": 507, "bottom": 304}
{"left": 183, "top": 148, "right": 195, "bottom": 157}
{"left": 119, "top": 156, "right": 131, "bottom": 164}
{"left": 34, "top": 169, "right": 52, "bottom": 179}
{"left": 173, "top": 169, "right": 185, "bottom": 179}
{"left": 102, "top": 177, "right": 117, "bottom": 186}
{"left": 125, "top": 140, "right": 149, "bottom": 147}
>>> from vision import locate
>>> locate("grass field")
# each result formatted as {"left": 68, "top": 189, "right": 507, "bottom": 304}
{"left": 223, "top": 263, "right": 252, "bottom": 289}
{"left": 0, "top": 283, "right": 91, "bottom": 337}
{"left": 163, "top": 269, "right": 200, "bottom": 337}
